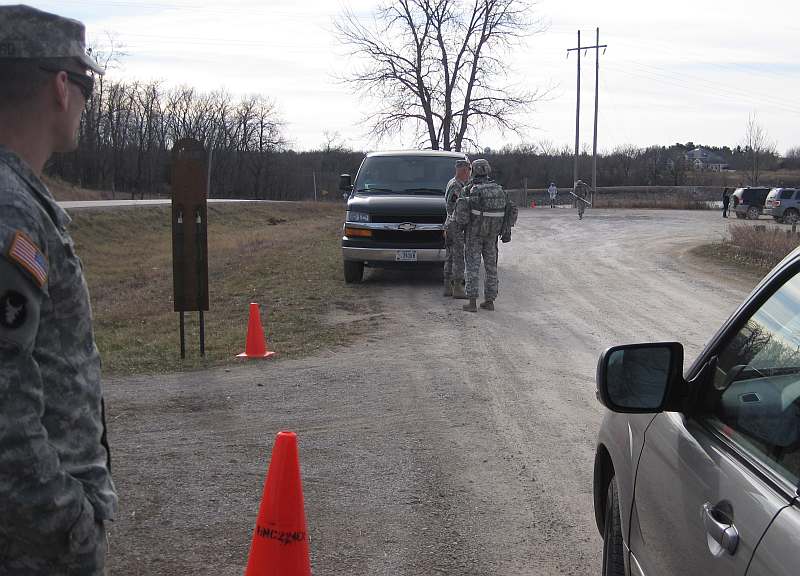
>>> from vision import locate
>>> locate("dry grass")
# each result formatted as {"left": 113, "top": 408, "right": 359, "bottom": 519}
{"left": 695, "top": 223, "right": 800, "bottom": 271}
{"left": 593, "top": 194, "right": 711, "bottom": 210}
{"left": 68, "top": 202, "right": 378, "bottom": 375}
{"left": 44, "top": 175, "right": 113, "bottom": 201}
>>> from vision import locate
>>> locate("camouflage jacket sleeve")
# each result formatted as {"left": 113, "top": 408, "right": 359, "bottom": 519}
{"left": 444, "top": 178, "right": 462, "bottom": 216}
{"left": 0, "top": 204, "right": 96, "bottom": 557}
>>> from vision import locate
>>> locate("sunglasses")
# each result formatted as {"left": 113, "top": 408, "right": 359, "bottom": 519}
{"left": 39, "top": 66, "right": 94, "bottom": 101}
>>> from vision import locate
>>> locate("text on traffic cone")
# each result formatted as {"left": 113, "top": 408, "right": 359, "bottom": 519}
{"left": 245, "top": 431, "right": 311, "bottom": 576}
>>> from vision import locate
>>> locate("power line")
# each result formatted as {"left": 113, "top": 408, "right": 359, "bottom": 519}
{"left": 603, "top": 62, "right": 800, "bottom": 116}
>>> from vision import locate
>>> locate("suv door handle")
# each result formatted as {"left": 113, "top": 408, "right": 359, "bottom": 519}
{"left": 703, "top": 502, "right": 739, "bottom": 555}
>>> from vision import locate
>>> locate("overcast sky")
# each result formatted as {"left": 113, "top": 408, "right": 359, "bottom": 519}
{"left": 21, "top": 0, "right": 800, "bottom": 154}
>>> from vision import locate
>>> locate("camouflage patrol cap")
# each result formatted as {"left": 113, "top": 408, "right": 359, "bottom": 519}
{"left": 471, "top": 158, "right": 491, "bottom": 177}
{"left": 0, "top": 5, "right": 104, "bottom": 75}
{"left": 455, "top": 158, "right": 470, "bottom": 168}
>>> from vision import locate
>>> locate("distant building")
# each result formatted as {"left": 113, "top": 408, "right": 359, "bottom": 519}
{"left": 685, "top": 147, "right": 729, "bottom": 172}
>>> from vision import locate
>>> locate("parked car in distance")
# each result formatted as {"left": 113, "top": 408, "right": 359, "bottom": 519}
{"left": 764, "top": 187, "right": 800, "bottom": 224}
{"left": 593, "top": 246, "right": 800, "bottom": 575}
{"left": 732, "top": 186, "right": 771, "bottom": 220}
{"left": 340, "top": 150, "right": 468, "bottom": 283}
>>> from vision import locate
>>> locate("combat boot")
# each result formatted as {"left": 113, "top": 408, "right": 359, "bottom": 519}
{"left": 443, "top": 277, "right": 453, "bottom": 297}
{"left": 452, "top": 280, "right": 467, "bottom": 299}
{"left": 462, "top": 298, "right": 477, "bottom": 312}
{"left": 480, "top": 300, "right": 495, "bottom": 311}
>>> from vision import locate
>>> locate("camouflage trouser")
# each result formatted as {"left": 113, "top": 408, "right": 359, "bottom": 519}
{"left": 0, "top": 520, "right": 107, "bottom": 575}
{"left": 443, "top": 226, "right": 465, "bottom": 282}
{"left": 464, "top": 232, "right": 499, "bottom": 300}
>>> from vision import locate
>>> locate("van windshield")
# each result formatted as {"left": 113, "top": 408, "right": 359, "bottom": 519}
{"left": 353, "top": 155, "right": 461, "bottom": 196}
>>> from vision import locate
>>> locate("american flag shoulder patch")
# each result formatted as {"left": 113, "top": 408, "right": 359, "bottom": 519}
{"left": 8, "top": 231, "right": 48, "bottom": 288}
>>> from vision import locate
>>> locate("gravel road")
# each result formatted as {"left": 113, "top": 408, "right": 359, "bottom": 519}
{"left": 105, "top": 209, "right": 761, "bottom": 575}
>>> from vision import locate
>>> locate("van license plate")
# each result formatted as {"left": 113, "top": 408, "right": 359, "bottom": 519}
{"left": 396, "top": 250, "right": 417, "bottom": 261}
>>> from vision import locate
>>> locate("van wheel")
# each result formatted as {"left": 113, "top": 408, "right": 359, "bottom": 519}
{"left": 783, "top": 209, "right": 799, "bottom": 225}
{"left": 747, "top": 206, "right": 760, "bottom": 220}
{"left": 602, "top": 476, "right": 625, "bottom": 576}
{"left": 343, "top": 260, "right": 364, "bottom": 283}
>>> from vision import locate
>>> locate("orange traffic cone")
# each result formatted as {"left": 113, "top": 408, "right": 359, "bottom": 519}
{"left": 245, "top": 432, "right": 311, "bottom": 576}
{"left": 237, "top": 303, "right": 276, "bottom": 358}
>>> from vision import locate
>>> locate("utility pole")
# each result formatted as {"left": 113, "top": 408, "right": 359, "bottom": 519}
{"left": 591, "top": 27, "right": 607, "bottom": 204}
{"left": 568, "top": 29, "right": 607, "bottom": 202}
{"left": 568, "top": 30, "right": 581, "bottom": 188}
{"left": 312, "top": 171, "right": 317, "bottom": 201}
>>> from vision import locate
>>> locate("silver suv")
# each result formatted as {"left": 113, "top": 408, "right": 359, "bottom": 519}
{"left": 594, "top": 247, "right": 800, "bottom": 575}
{"left": 764, "top": 187, "right": 800, "bottom": 224}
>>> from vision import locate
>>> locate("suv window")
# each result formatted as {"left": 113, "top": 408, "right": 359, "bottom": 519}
{"left": 353, "top": 156, "right": 460, "bottom": 196}
{"left": 741, "top": 188, "right": 770, "bottom": 205}
{"left": 701, "top": 272, "right": 800, "bottom": 485}
{"left": 780, "top": 189, "right": 795, "bottom": 200}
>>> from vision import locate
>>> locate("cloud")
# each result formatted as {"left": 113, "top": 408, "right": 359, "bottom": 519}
{"left": 27, "top": 0, "right": 800, "bottom": 152}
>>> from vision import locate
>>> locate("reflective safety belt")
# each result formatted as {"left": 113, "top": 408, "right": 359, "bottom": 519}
{"left": 471, "top": 209, "right": 505, "bottom": 217}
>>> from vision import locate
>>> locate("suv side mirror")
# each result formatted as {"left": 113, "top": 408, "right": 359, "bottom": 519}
{"left": 596, "top": 342, "right": 684, "bottom": 413}
{"left": 339, "top": 174, "right": 353, "bottom": 193}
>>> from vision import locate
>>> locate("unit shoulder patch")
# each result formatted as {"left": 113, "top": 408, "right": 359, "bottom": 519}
{"left": 0, "top": 290, "right": 27, "bottom": 330}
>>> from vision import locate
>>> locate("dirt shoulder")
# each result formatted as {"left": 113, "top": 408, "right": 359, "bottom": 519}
{"left": 68, "top": 202, "right": 378, "bottom": 375}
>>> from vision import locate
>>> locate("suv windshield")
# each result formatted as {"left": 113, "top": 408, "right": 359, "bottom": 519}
{"left": 353, "top": 155, "right": 461, "bottom": 196}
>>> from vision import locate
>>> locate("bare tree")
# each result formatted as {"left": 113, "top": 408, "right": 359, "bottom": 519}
{"left": 742, "top": 113, "right": 776, "bottom": 185}
{"left": 322, "top": 130, "right": 349, "bottom": 154}
{"left": 336, "top": 0, "right": 544, "bottom": 151}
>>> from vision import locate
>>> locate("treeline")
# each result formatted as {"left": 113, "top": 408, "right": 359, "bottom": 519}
{"left": 46, "top": 78, "right": 363, "bottom": 200}
{"left": 482, "top": 141, "right": 798, "bottom": 190}
{"left": 44, "top": 77, "right": 799, "bottom": 199}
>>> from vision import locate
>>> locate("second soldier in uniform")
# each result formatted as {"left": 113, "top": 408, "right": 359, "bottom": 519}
{"left": 443, "top": 158, "right": 470, "bottom": 299}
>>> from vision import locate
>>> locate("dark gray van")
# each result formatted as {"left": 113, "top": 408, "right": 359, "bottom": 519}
{"left": 339, "top": 150, "right": 468, "bottom": 283}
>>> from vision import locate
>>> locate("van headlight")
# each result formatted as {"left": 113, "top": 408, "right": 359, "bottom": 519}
{"left": 347, "top": 211, "right": 370, "bottom": 223}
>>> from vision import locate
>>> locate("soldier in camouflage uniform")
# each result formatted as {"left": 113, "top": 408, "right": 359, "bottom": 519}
{"left": 443, "top": 158, "right": 470, "bottom": 299}
{"left": 574, "top": 179, "right": 590, "bottom": 220}
{"left": 455, "top": 159, "right": 509, "bottom": 312}
{"left": 0, "top": 6, "right": 117, "bottom": 574}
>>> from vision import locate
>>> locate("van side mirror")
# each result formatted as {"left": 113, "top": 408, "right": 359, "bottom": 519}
{"left": 596, "top": 342, "right": 684, "bottom": 413}
{"left": 339, "top": 174, "right": 352, "bottom": 193}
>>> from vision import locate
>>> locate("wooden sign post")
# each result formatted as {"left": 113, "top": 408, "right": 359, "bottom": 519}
{"left": 171, "top": 138, "right": 209, "bottom": 358}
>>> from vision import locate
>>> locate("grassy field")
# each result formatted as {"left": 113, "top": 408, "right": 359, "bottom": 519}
{"left": 45, "top": 175, "right": 112, "bottom": 200}
{"left": 68, "top": 202, "right": 378, "bottom": 376}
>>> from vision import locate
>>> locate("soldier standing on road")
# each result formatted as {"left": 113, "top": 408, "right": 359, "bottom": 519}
{"left": 443, "top": 158, "right": 470, "bottom": 299}
{"left": 547, "top": 181, "right": 558, "bottom": 208}
{"left": 0, "top": 6, "right": 117, "bottom": 574}
{"left": 455, "top": 159, "right": 510, "bottom": 312}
